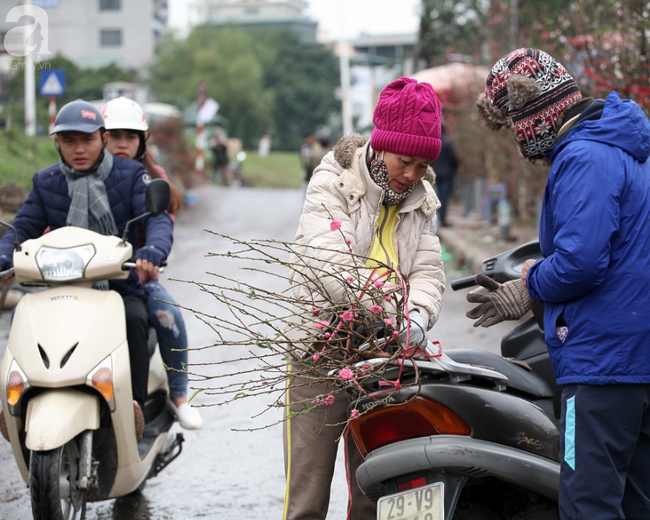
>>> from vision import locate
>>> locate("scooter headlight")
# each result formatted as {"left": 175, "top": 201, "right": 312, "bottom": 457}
{"left": 6, "top": 359, "right": 30, "bottom": 415}
{"left": 36, "top": 244, "right": 96, "bottom": 281}
{"left": 87, "top": 356, "right": 115, "bottom": 412}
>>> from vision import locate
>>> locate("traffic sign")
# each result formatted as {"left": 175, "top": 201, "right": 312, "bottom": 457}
{"left": 39, "top": 69, "right": 65, "bottom": 97}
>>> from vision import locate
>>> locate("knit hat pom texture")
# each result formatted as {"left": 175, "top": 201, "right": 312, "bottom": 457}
{"left": 371, "top": 77, "right": 442, "bottom": 161}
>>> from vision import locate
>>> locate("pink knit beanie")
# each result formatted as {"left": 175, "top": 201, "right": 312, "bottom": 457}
{"left": 371, "top": 77, "right": 442, "bottom": 161}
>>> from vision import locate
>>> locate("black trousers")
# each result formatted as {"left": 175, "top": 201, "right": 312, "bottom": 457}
{"left": 123, "top": 295, "right": 149, "bottom": 409}
{"left": 560, "top": 383, "right": 650, "bottom": 519}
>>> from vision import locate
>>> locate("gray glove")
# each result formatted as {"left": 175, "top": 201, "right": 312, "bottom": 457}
{"left": 398, "top": 310, "right": 428, "bottom": 348}
{"left": 466, "top": 274, "right": 536, "bottom": 328}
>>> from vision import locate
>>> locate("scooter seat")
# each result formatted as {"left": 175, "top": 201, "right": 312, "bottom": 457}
{"left": 445, "top": 349, "right": 554, "bottom": 399}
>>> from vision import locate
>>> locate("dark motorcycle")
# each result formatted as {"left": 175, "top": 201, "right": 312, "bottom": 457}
{"left": 346, "top": 241, "right": 561, "bottom": 520}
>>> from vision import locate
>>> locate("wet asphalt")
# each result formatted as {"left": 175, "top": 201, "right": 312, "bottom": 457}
{"left": 0, "top": 184, "right": 509, "bottom": 519}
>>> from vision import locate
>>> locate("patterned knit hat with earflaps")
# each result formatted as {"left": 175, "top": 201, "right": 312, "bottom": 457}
{"left": 477, "top": 48, "right": 582, "bottom": 159}
{"left": 371, "top": 77, "right": 442, "bottom": 161}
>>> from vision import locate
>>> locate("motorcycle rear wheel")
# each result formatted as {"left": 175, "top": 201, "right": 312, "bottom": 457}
{"left": 30, "top": 438, "right": 87, "bottom": 520}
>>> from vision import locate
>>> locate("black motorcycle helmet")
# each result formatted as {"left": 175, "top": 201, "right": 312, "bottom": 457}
{"left": 50, "top": 99, "right": 106, "bottom": 135}
{"left": 51, "top": 100, "right": 107, "bottom": 171}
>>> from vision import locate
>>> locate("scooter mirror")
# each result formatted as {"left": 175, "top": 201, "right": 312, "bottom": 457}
{"left": 146, "top": 179, "right": 171, "bottom": 216}
{"left": 0, "top": 220, "right": 21, "bottom": 252}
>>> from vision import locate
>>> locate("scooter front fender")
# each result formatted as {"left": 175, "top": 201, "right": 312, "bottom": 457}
{"left": 25, "top": 389, "right": 100, "bottom": 451}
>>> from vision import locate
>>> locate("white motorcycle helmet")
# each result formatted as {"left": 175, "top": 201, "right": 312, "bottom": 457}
{"left": 101, "top": 96, "right": 149, "bottom": 132}
{"left": 101, "top": 96, "right": 149, "bottom": 160}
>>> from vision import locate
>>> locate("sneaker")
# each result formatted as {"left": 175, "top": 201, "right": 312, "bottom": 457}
{"left": 133, "top": 400, "right": 145, "bottom": 441}
{"left": 168, "top": 400, "right": 203, "bottom": 430}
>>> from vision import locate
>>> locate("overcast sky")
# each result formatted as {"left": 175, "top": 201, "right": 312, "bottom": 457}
{"left": 168, "top": 0, "right": 421, "bottom": 39}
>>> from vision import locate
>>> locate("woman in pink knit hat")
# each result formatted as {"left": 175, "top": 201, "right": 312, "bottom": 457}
{"left": 283, "top": 77, "right": 446, "bottom": 519}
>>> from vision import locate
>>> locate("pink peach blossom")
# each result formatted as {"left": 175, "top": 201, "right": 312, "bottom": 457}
{"left": 330, "top": 220, "right": 342, "bottom": 231}
{"left": 339, "top": 368, "right": 354, "bottom": 380}
{"left": 370, "top": 305, "right": 383, "bottom": 315}
{"left": 340, "top": 310, "right": 354, "bottom": 322}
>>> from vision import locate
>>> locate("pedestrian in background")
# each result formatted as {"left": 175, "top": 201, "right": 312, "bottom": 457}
{"left": 283, "top": 76, "right": 446, "bottom": 519}
{"left": 429, "top": 122, "right": 458, "bottom": 226}
{"left": 473, "top": 47, "right": 650, "bottom": 519}
{"left": 210, "top": 136, "right": 230, "bottom": 186}
{"left": 299, "top": 133, "right": 315, "bottom": 185}
{"left": 306, "top": 133, "right": 333, "bottom": 184}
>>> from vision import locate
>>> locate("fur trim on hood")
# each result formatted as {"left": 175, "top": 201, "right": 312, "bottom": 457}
{"left": 333, "top": 133, "right": 368, "bottom": 169}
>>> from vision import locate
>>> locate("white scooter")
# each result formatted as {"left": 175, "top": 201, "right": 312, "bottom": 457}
{"left": 0, "top": 179, "right": 183, "bottom": 520}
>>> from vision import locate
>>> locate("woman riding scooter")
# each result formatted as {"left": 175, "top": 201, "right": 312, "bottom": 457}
{"left": 101, "top": 97, "right": 202, "bottom": 430}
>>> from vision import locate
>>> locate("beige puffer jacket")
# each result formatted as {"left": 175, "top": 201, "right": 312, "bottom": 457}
{"left": 290, "top": 133, "right": 446, "bottom": 328}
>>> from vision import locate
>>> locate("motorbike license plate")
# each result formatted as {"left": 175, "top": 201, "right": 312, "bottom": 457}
{"left": 377, "top": 482, "right": 443, "bottom": 520}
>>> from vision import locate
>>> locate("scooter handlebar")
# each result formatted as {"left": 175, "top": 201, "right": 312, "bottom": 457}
{"left": 0, "top": 267, "right": 15, "bottom": 279}
{"left": 451, "top": 275, "right": 477, "bottom": 291}
{"left": 122, "top": 262, "right": 166, "bottom": 273}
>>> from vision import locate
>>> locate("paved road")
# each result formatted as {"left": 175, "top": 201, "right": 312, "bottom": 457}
{"left": 0, "top": 185, "right": 512, "bottom": 519}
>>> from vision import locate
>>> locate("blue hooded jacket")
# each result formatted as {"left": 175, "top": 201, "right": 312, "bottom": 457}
{"left": 0, "top": 155, "right": 173, "bottom": 298}
{"left": 526, "top": 91, "right": 650, "bottom": 385}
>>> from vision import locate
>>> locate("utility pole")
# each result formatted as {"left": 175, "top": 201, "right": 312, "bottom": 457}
{"left": 337, "top": 0, "right": 353, "bottom": 135}
{"left": 24, "top": 0, "right": 36, "bottom": 136}
{"left": 339, "top": 40, "right": 353, "bottom": 136}
{"left": 510, "top": 0, "right": 519, "bottom": 50}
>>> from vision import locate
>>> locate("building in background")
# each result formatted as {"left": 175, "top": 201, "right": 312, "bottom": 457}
{"left": 0, "top": 0, "right": 168, "bottom": 71}
{"left": 348, "top": 32, "right": 417, "bottom": 132}
{"left": 189, "top": 0, "right": 317, "bottom": 44}
{"left": 187, "top": 1, "right": 416, "bottom": 133}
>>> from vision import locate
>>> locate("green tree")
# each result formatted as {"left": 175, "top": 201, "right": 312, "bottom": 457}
{"left": 151, "top": 26, "right": 273, "bottom": 149}
{"left": 566, "top": 0, "right": 650, "bottom": 112}
{"left": 251, "top": 29, "right": 340, "bottom": 151}
{"left": 417, "top": 0, "right": 650, "bottom": 224}
{"left": 418, "top": 0, "right": 488, "bottom": 68}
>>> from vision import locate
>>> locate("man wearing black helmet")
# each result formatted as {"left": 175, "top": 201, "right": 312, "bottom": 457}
{"left": 0, "top": 99, "right": 173, "bottom": 441}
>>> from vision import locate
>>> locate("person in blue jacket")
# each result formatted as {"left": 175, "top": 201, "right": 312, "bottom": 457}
{"left": 473, "top": 48, "right": 650, "bottom": 519}
{"left": 0, "top": 99, "right": 173, "bottom": 441}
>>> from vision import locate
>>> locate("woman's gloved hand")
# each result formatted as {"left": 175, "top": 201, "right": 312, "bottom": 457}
{"left": 398, "top": 310, "right": 428, "bottom": 348}
{"left": 466, "top": 273, "right": 536, "bottom": 328}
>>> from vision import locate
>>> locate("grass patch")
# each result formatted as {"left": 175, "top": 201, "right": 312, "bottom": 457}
{"left": 0, "top": 133, "right": 304, "bottom": 194}
{"left": 0, "top": 131, "right": 60, "bottom": 192}
{"left": 241, "top": 150, "right": 303, "bottom": 189}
